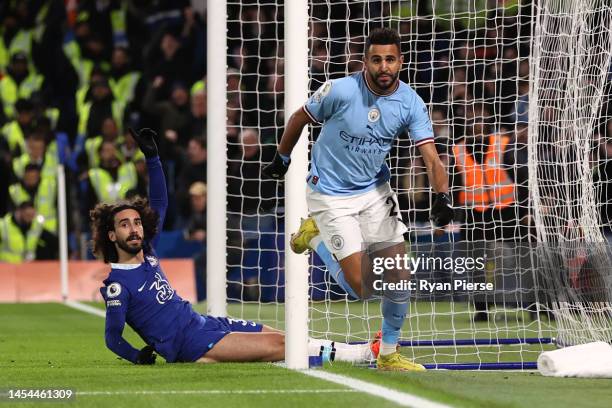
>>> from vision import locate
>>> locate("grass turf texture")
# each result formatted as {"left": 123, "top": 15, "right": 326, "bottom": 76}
{"left": 0, "top": 303, "right": 610, "bottom": 408}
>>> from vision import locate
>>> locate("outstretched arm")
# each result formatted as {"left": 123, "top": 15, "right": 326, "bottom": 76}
{"left": 129, "top": 128, "right": 167, "bottom": 246}
{"left": 146, "top": 156, "right": 167, "bottom": 246}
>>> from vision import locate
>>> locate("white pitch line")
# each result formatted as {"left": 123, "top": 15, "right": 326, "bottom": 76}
{"left": 303, "top": 370, "right": 453, "bottom": 408}
{"left": 64, "top": 300, "right": 106, "bottom": 317}
{"left": 76, "top": 389, "right": 357, "bottom": 396}
{"left": 64, "top": 302, "right": 453, "bottom": 407}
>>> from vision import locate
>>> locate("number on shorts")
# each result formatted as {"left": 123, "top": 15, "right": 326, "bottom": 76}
{"left": 386, "top": 195, "right": 399, "bottom": 218}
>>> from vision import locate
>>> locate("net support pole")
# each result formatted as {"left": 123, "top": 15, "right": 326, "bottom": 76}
{"left": 284, "top": 0, "right": 310, "bottom": 370}
{"left": 58, "top": 164, "right": 69, "bottom": 301}
{"left": 206, "top": 0, "right": 228, "bottom": 317}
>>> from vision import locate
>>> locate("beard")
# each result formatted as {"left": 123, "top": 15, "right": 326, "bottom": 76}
{"left": 371, "top": 70, "right": 399, "bottom": 90}
{"left": 116, "top": 234, "right": 143, "bottom": 255}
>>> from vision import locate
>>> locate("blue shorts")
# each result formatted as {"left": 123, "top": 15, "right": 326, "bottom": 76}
{"left": 177, "top": 314, "right": 263, "bottom": 362}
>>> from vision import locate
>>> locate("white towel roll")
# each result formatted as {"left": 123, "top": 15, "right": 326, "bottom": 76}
{"left": 537, "top": 341, "right": 612, "bottom": 378}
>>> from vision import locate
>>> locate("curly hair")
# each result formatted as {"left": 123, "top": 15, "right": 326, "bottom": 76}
{"left": 89, "top": 196, "right": 160, "bottom": 263}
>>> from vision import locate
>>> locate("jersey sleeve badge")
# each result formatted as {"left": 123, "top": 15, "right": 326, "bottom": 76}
{"left": 313, "top": 81, "right": 332, "bottom": 103}
{"left": 146, "top": 255, "right": 159, "bottom": 267}
{"left": 106, "top": 282, "right": 122, "bottom": 298}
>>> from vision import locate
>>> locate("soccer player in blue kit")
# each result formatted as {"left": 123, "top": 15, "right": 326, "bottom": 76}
{"left": 94, "top": 128, "right": 374, "bottom": 365}
{"left": 264, "top": 28, "right": 454, "bottom": 371}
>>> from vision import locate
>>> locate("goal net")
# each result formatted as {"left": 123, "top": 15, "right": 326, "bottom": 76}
{"left": 529, "top": 0, "right": 612, "bottom": 347}
{"left": 221, "top": 0, "right": 612, "bottom": 368}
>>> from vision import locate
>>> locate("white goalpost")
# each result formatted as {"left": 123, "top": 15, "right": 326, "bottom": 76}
{"left": 206, "top": 0, "right": 228, "bottom": 318}
{"left": 209, "top": 0, "right": 612, "bottom": 370}
{"left": 283, "top": 0, "right": 310, "bottom": 369}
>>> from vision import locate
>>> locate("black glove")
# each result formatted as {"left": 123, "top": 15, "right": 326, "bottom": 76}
{"left": 262, "top": 151, "right": 290, "bottom": 179}
{"left": 430, "top": 192, "right": 454, "bottom": 227}
{"left": 129, "top": 127, "right": 159, "bottom": 159}
{"left": 135, "top": 345, "right": 157, "bottom": 365}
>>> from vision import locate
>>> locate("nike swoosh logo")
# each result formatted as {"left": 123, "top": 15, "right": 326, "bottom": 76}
{"left": 137, "top": 282, "right": 147, "bottom": 292}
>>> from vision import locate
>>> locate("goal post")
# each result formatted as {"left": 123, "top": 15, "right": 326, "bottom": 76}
{"left": 206, "top": 0, "right": 228, "bottom": 317}
{"left": 284, "top": 0, "right": 310, "bottom": 370}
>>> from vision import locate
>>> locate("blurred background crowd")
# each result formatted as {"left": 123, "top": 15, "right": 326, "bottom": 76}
{"left": 0, "top": 0, "right": 206, "bottom": 283}
{"left": 2, "top": 1, "right": 612, "bottom": 305}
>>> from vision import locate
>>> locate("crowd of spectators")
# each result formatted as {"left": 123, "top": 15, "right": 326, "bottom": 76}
{"left": 3, "top": 1, "right": 612, "bottom": 309}
{"left": 0, "top": 0, "right": 206, "bottom": 264}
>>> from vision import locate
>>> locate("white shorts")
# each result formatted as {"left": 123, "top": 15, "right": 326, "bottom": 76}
{"left": 306, "top": 183, "right": 407, "bottom": 260}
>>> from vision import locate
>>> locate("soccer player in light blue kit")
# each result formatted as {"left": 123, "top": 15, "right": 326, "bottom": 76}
{"left": 94, "top": 128, "right": 375, "bottom": 365}
{"left": 264, "top": 28, "right": 454, "bottom": 371}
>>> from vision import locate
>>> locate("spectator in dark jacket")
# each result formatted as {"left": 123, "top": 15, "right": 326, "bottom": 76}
{"left": 142, "top": 77, "right": 192, "bottom": 159}
{"left": 176, "top": 137, "right": 206, "bottom": 218}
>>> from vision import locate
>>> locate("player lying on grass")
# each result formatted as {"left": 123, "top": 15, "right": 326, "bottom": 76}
{"left": 92, "top": 128, "right": 376, "bottom": 365}
{"left": 264, "top": 28, "right": 454, "bottom": 371}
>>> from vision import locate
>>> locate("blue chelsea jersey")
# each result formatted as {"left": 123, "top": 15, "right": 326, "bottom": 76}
{"left": 100, "top": 252, "right": 196, "bottom": 363}
{"left": 303, "top": 72, "right": 434, "bottom": 195}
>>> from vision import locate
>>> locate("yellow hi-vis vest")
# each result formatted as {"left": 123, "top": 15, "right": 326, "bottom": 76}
{"left": 9, "top": 176, "right": 57, "bottom": 233}
{"left": 1, "top": 120, "right": 26, "bottom": 156}
{"left": 0, "top": 73, "right": 44, "bottom": 118}
{"left": 109, "top": 71, "right": 140, "bottom": 107}
{"left": 12, "top": 141, "right": 58, "bottom": 179}
{"left": 0, "top": 38, "right": 7, "bottom": 72}
{"left": 88, "top": 163, "right": 137, "bottom": 203}
{"left": 75, "top": 85, "right": 89, "bottom": 114}
{"left": 191, "top": 79, "right": 205, "bottom": 94}
{"left": 45, "top": 107, "right": 60, "bottom": 130}
{"left": 84, "top": 136, "right": 145, "bottom": 168}
{"left": 8, "top": 30, "right": 33, "bottom": 61}
{"left": 63, "top": 40, "right": 99, "bottom": 88}
{"left": 0, "top": 213, "right": 45, "bottom": 263}
{"left": 78, "top": 100, "right": 124, "bottom": 137}
{"left": 110, "top": 3, "right": 128, "bottom": 47}
{"left": 453, "top": 134, "right": 515, "bottom": 212}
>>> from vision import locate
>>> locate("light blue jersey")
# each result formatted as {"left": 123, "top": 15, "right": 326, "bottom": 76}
{"left": 303, "top": 72, "right": 434, "bottom": 195}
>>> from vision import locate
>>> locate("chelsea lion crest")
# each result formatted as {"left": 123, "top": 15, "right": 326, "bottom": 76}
{"left": 146, "top": 255, "right": 158, "bottom": 267}
{"left": 368, "top": 107, "right": 380, "bottom": 122}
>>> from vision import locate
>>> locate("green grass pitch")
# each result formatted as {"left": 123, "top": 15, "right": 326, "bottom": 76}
{"left": 1, "top": 302, "right": 611, "bottom": 408}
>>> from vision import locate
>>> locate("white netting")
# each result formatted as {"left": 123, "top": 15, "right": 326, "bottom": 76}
{"left": 223, "top": 0, "right": 612, "bottom": 366}
{"left": 226, "top": 1, "right": 286, "bottom": 325}
{"left": 529, "top": 0, "right": 612, "bottom": 346}
{"left": 305, "top": 1, "right": 548, "bottom": 366}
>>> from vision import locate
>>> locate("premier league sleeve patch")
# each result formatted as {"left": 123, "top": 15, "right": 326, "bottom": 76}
{"left": 106, "top": 282, "right": 122, "bottom": 298}
{"left": 312, "top": 81, "right": 332, "bottom": 103}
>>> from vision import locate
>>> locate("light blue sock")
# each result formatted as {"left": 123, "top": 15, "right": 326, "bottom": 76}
{"left": 313, "top": 241, "right": 359, "bottom": 299}
{"left": 381, "top": 297, "right": 409, "bottom": 346}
